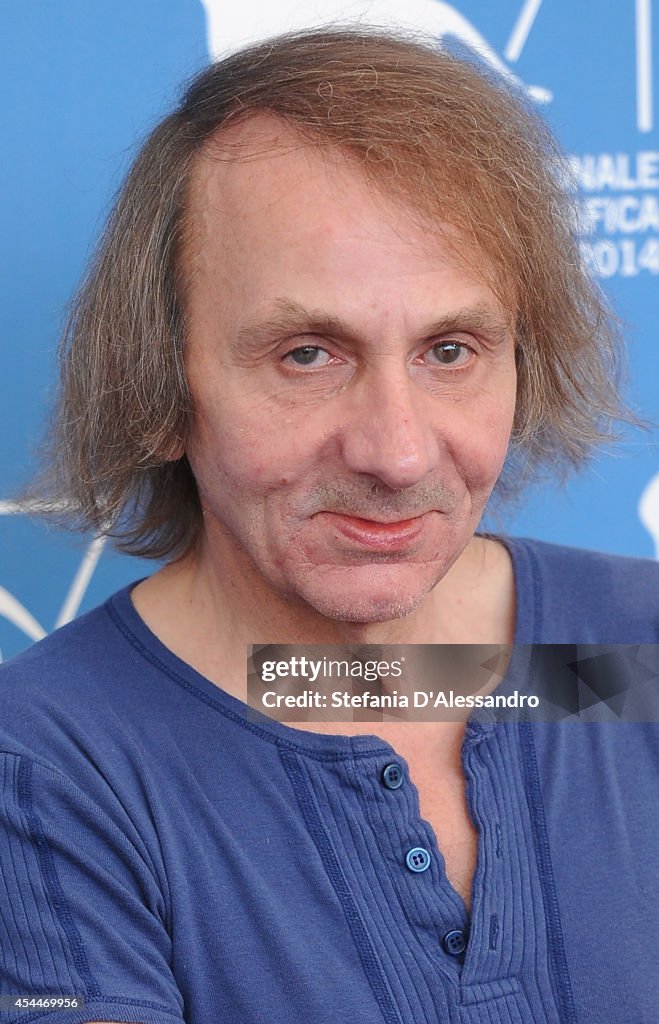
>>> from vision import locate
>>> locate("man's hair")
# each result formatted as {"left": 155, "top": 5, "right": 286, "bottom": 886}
{"left": 36, "top": 26, "right": 631, "bottom": 559}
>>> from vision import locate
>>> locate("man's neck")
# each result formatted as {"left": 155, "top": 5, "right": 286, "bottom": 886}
{"left": 131, "top": 533, "right": 515, "bottom": 708}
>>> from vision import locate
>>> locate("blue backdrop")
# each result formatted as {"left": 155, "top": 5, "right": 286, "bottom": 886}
{"left": 1, "top": 0, "right": 657, "bottom": 659}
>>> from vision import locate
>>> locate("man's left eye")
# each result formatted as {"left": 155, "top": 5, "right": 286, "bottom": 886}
{"left": 427, "top": 341, "right": 472, "bottom": 366}
{"left": 283, "top": 346, "right": 332, "bottom": 367}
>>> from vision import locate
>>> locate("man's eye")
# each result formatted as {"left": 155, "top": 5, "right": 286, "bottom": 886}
{"left": 284, "top": 346, "right": 332, "bottom": 367}
{"left": 427, "top": 341, "right": 472, "bottom": 367}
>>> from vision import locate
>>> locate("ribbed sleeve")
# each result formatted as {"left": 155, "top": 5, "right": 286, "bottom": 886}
{"left": 0, "top": 753, "right": 185, "bottom": 1024}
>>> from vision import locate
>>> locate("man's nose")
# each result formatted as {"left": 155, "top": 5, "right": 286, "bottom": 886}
{"left": 339, "top": 370, "right": 441, "bottom": 489}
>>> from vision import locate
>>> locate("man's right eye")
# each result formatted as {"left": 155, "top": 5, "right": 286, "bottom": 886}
{"left": 283, "top": 346, "right": 332, "bottom": 367}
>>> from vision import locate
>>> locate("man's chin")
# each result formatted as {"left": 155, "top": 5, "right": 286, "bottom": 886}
{"left": 295, "top": 568, "right": 437, "bottom": 625}
{"left": 308, "top": 596, "right": 421, "bottom": 625}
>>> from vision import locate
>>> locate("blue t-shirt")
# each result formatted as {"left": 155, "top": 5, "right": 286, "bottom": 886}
{"left": 0, "top": 536, "right": 658, "bottom": 1024}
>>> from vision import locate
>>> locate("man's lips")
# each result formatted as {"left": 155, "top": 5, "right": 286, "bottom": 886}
{"left": 317, "top": 511, "right": 433, "bottom": 551}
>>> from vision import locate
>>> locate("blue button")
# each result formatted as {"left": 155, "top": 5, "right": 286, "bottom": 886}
{"left": 405, "top": 847, "right": 431, "bottom": 873}
{"left": 382, "top": 763, "right": 404, "bottom": 789}
{"left": 442, "top": 929, "right": 467, "bottom": 956}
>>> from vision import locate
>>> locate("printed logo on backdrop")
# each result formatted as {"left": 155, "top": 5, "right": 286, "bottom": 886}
{"left": 0, "top": 499, "right": 107, "bottom": 659}
{"left": 574, "top": 0, "right": 657, "bottom": 281}
{"left": 202, "top": 0, "right": 553, "bottom": 102}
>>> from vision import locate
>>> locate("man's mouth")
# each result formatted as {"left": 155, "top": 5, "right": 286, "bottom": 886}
{"left": 319, "top": 511, "right": 432, "bottom": 551}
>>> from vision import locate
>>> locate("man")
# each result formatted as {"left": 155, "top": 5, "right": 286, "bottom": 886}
{"left": 1, "top": 27, "right": 657, "bottom": 1024}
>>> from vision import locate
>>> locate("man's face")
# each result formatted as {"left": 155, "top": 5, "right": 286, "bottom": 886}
{"left": 182, "top": 118, "right": 517, "bottom": 623}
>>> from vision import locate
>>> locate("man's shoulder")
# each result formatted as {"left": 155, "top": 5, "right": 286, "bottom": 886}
{"left": 0, "top": 585, "right": 144, "bottom": 760}
{"left": 513, "top": 534, "right": 659, "bottom": 577}
{"left": 501, "top": 535, "right": 659, "bottom": 643}
{"left": 1, "top": 592, "right": 121, "bottom": 687}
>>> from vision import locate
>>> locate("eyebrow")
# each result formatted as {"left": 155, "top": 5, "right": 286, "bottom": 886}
{"left": 232, "top": 298, "right": 513, "bottom": 354}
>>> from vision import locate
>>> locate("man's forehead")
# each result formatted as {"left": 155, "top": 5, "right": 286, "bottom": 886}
{"left": 185, "top": 112, "right": 517, "bottom": 315}
{"left": 190, "top": 113, "right": 329, "bottom": 207}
